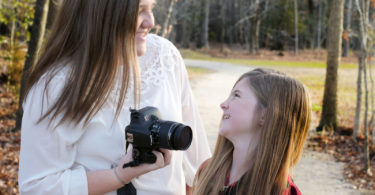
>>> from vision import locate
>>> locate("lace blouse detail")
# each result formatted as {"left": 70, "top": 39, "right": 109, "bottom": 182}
{"left": 109, "top": 34, "right": 182, "bottom": 107}
{"left": 138, "top": 34, "right": 179, "bottom": 91}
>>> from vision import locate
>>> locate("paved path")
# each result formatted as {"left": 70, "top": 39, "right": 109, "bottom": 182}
{"left": 185, "top": 59, "right": 372, "bottom": 195}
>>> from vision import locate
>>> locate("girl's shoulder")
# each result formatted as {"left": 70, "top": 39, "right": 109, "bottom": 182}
{"left": 284, "top": 176, "right": 302, "bottom": 195}
{"left": 197, "top": 158, "right": 212, "bottom": 176}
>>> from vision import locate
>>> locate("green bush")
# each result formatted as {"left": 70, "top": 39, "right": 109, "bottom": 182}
{"left": 0, "top": 0, "right": 34, "bottom": 88}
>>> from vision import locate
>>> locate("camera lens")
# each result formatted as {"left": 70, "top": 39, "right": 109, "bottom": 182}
{"left": 171, "top": 125, "right": 192, "bottom": 150}
{"left": 155, "top": 121, "right": 193, "bottom": 150}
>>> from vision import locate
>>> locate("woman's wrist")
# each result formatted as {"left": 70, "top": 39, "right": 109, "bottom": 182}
{"left": 116, "top": 164, "right": 150, "bottom": 184}
{"left": 113, "top": 166, "right": 128, "bottom": 185}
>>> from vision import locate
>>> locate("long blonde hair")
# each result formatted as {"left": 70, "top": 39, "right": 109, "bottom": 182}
{"left": 23, "top": 0, "right": 140, "bottom": 126}
{"left": 193, "top": 68, "right": 311, "bottom": 195}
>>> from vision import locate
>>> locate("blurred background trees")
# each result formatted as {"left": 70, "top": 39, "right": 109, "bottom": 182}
{"left": 153, "top": 0, "right": 334, "bottom": 53}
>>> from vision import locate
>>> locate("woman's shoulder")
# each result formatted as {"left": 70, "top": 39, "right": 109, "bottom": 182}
{"left": 146, "top": 34, "right": 181, "bottom": 57}
{"left": 140, "top": 34, "right": 184, "bottom": 76}
{"left": 24, "top": 65, "right": 71, "bottom": 107}
{"left": 147, "top": 34, "right": 175, "bottom": 47}
{"left": 37, "top": 64, "right": 71, "bottom": 86}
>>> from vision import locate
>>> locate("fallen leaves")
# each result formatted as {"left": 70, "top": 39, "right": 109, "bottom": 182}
{"left": 308, "top": 132, "right": 375, "bottom": 191}
{"left": 0, "top": 84, "right": 19, "bottom": 194}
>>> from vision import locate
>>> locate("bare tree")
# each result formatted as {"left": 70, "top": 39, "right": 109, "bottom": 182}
{"left": 14, "top": 0, "right": 50, "bottom": 131}
{"left": 293, "top": 0, "right": 298, "bottom": 55}
{"left": 353, "top": 0, "right": 371, "bottom": 139}
{"left": 342, "top": 0, "right": 352, "bottom": 57}
{"left": 197, "top": 0, "right": 210, "bottom": 48}
{"left": 247, "top": 0, "right": 269, "bottom": 54}
{"left": 161, "top": 0, "right": 176, "bottom": 38}
{"left": 368, "top": 57, "right": 375, "bottom": 149}
{"left": 249, "top": 2, "right": 261, "bottom": 54}
{"left": 317, "top": 0, "right": 345, "bottom": 132}
{"left": 220, "top": 0, "right": 226, "bottom": 52}
{"left": 354, "top": 0, "right": 371, "bottom": 174}
{"left": 316, "top": 0, "right": 323, "bottom": 49}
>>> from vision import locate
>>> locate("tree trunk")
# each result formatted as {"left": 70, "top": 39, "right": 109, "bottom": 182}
{"left": 248, "top": 0, "right": 262, "bottom": 54}
{"left": 294, "top": 0, "right": 298, "bottom": 55}
{"left": 353, "top": 0, "right": 370, "bottom": 139}
{"left": 238, "top": 0, "right": 244, "bottom": 45}
{"left": 181, "top": 18, "right": 190, "bottom": 48}
{"left": 228, "top": 0, "right": 235, "bottom": 47}
{"left": 13, "top": 0, "right": 50, "bottom": 132}
{"left": 317, "top": 0, "right": 344, "bottom": 132}
{"left": 316, "top": 0, "right": 323, "bottom": 49}
{"left": 354, "top": 0, "right": 371, "bottom": 174}
{"left": 363, "top": 51, "right": 371, "bottom": 174}
{"left": 368, "top": 57, "right": 375, "bottom": 149}
{"left": 249, "top": 17, "right": 260, "bottom": 54}
{"left": 308, "top": 0, "right": 316, "bottom": 50}
{"left": 220, "top": 0, "right": 226, "bottom": 52}
{"left": 198, "top": 0, "right": 210, "bottom": 48}
{"left": 161, "top": 0, "right": 175, "bottom": 38}
{"left": 180, "top": 1, "right": 192, "bottom": 48}
{"left": 9, "top": 14, "right": 16, "bottom": 71}
{"left": 354, "top": 56, "right": 363, "bottom": 137}
{"left": 342, "top": 0, "right": 352, "bottom": 57}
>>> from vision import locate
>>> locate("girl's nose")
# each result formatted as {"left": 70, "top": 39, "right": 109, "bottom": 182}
{"left": 220, "top": 100, "right": 228, "bottom": 110}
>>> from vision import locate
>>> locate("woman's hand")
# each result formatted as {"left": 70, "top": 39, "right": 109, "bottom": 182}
{"left": 115, "top": 144, "right": 172, "bottom": 184}
{"left": 86, "top": 145, "right": 171, "bottom": 195}
{"left": 149, "top": 148, "right": 172, "bottom": 171}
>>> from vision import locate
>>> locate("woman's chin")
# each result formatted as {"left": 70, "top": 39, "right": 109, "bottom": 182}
{"left": 137, "top": 47, "right": 146, "bottom": 56}
{"left": 136, "top": 41, "right": 147, "bottom": 56}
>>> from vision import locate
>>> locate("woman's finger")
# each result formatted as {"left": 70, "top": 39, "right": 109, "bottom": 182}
{"left": 126, "top": 144, "right": 133, "bottom": 154}
{"left": 159, "top": 148, "right": 172, "bottom": 165}
{"left": 152, "top": 150, "right": 166, "bottom": 168}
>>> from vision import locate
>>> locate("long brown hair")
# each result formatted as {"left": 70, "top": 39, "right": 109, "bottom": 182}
{"left": 23, "top": 0, "right": 140, "bottom": 126}
{"left": 193, "top": 68, "right": 312, "bottom": 195}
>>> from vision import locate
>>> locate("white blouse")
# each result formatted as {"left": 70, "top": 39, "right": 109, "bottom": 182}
{"left": 18, "top": 34, "right": 211, "bottom": 195}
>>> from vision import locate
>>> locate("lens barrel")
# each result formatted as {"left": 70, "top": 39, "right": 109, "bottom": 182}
{"left": 153, "top": 121, "right": 192, "bottom": 150}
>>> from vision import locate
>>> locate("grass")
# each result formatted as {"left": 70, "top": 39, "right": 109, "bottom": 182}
{"left": 186, "top": 66, "right": 213, "bottom": 80}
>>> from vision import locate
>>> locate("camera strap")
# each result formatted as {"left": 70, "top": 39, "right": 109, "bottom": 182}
{"left": 122, "top": 160, "right": 140, "bottom": 168}
{"left": 117, "top": 182, "right": 136, "bottom": 195}
{"left": 123, "top": 142, "right": 141, "bottom": 168}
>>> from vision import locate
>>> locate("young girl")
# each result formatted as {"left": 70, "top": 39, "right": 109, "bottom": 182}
{"left": 193, "top": 68, "right": 311, "bottom": 195}
{"left": 18, "top": 0, "right": 210, "bottom": 194}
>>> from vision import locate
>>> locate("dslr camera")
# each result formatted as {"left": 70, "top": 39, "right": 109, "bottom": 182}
{"left": 123, "top": 106, "right": 193, "bottom": 167}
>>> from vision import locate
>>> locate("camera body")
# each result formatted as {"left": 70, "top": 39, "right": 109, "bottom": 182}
{"left": 125, "top": 106, "right": 193, "bottom": 166}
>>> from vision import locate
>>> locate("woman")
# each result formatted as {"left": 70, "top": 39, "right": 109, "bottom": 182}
{"left": 193, "top": 68, "right": 311, "bottom": 195}
{"left": 18, "top": 0, "right": 210, "bottom": 194}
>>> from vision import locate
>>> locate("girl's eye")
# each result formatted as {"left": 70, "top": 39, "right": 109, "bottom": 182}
{"left": 234, "top": 93, "right": 240, "bottom": 98}
{"left": 139, "top": 9, "right": 153, "bottom": 16}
